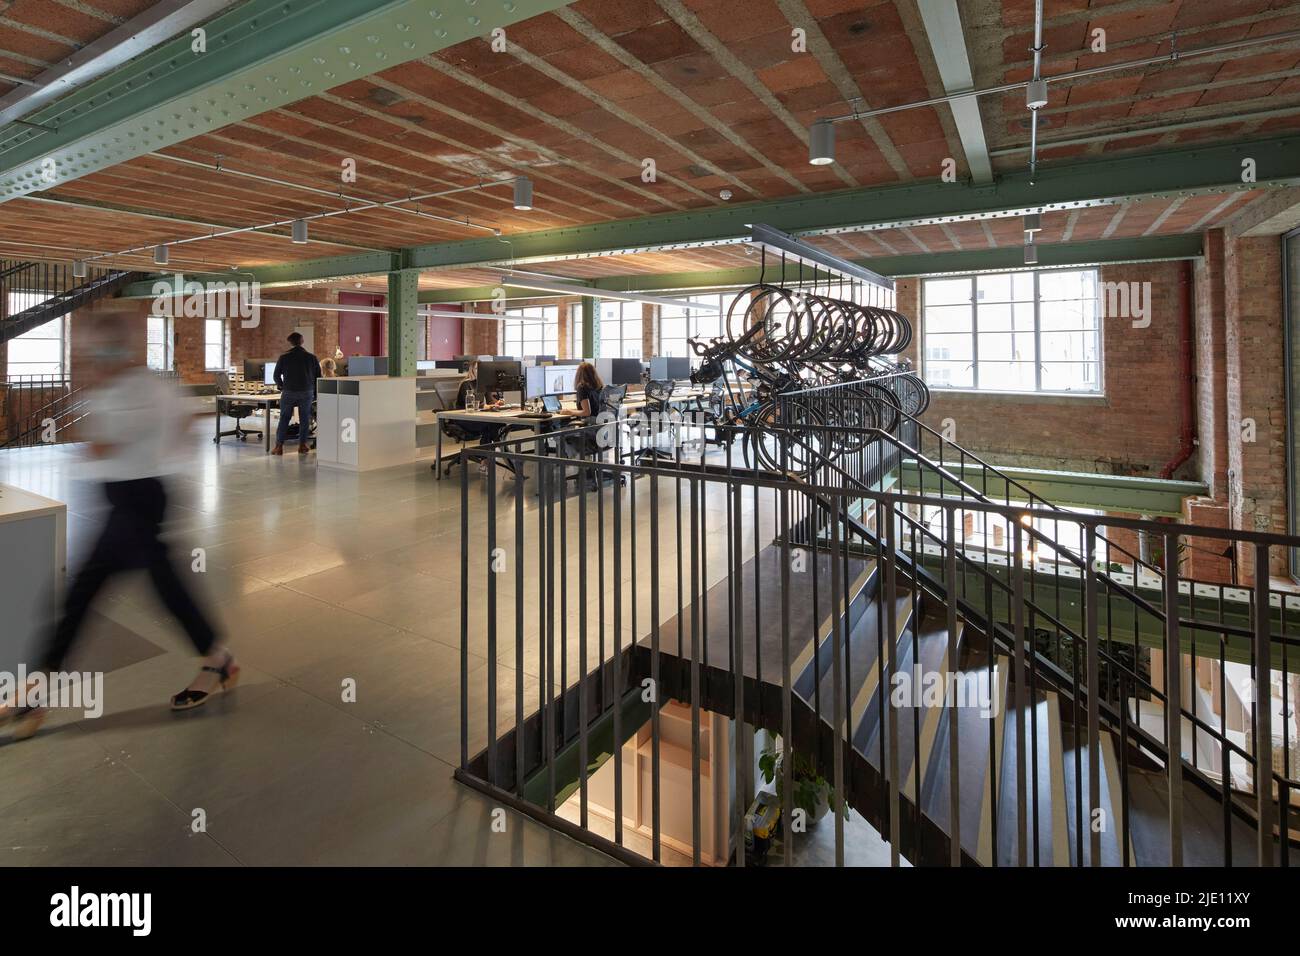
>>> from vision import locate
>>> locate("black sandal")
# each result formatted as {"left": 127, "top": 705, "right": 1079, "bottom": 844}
{"left": 170, "top": 653, "right": 240, "bottom": 711}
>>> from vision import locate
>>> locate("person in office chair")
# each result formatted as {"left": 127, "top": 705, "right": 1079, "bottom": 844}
{"left": 271, "top": 331, "right": 322, "bottom": 456}
{"left": 1, "top": 315, "right": 239, "bottom": 741}
{"left": 558, "top": 362, "right": 614, "bottom": 490}
{"left": 454, "top": 361, "right": 511, "bottom": 474}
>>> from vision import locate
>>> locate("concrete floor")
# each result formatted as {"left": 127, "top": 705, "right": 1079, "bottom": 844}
{"left": 0, "top": 423, "right": 616, "bottom": 866}
{"left": 1, "top": 417, "right": 894, "bottom": 866}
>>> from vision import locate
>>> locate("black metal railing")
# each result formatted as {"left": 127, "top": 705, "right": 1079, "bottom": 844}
{"left": 0, "top": 374, "right": 91, "bottom": 448}
{"left": 456, "top": 416, "right": 1300, "bottom": 867}
{"left": 1, "top": 259, "right": 140, "bottom": 344}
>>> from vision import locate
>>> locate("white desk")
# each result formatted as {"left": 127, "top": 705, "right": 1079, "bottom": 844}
{"left": 214, "top": 392, "right": 280, "bottom": 453}
{"left": 0, "top": 484, "right": 66, "bottom": 673}
{"left": 433, "top": 408, "right": 563, "bottom": 481}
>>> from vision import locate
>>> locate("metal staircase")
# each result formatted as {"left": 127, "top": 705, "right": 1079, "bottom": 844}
{"left": 455, "top": 387, "right": 1299, "bottom": 867}
{"left": 1, "top": 259, "right": 141, "bottom": 343}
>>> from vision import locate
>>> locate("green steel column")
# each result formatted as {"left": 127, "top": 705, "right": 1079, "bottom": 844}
{"left": 387, "top": 268, "right": 419, "bottom": 377}
{"left": 582, "top": 296, "right": 597, "bottom": 359}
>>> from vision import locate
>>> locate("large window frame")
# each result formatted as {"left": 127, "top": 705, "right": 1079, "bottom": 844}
{"left": 5, "top": 291, "right": 66, "bottom": 378}
{"left": 658, "top": 292, "right": 725, "bottom": 361}
{"left": 921, "top": 268, "right": 1102, "bottom": 395}
{"left": 147, "top": 315, "right": 173, "bottom": 372}
{"left": 502, "top": 305, "right": 559, "bottom": 358}
{"left": 204, "top": 318, "right": 229, "bottom": 371}
{"left": 597, "top": 300, "right": 643, "bottom": 359}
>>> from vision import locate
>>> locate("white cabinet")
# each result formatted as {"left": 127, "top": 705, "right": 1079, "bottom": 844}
{"left": 315, "top": 376, "right": 415, "bottom": 472}
{"left": 0, "top": 484, "right": 66, "bottom": 673}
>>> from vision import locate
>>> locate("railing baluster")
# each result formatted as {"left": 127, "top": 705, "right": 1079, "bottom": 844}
{"left": 1164, "top": 530, "right": 1183, "bottom": 866}
{"left": 1254, "top": 541, "right": 1274, "bottom": 867}
{"left": 1085, "top": 526, "right": 1101, "bottom": 867}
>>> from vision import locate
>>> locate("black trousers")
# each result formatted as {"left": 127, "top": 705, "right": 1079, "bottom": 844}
{"left": 41, "top": 477, "right": 219, "bottom": 672}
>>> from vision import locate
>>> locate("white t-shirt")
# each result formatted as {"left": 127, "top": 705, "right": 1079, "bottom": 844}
{"left": 83, "top": 367, "right": 186, "bottom": 482}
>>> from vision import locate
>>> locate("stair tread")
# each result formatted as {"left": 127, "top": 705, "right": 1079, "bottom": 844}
{"left": 809, "top": 589, "right": 910, "bottom": 728}
{"left": 996, "top": 688, "right": 1069, "bottom": 866}
{"left": 855, "top": 603, "right": 946, "bottom": 776}
{"left": 919, "top": 646, "right": 1009, "bottom": 862}
{"left": 1061, "top": 722, "right": 1130, "bottom": 866}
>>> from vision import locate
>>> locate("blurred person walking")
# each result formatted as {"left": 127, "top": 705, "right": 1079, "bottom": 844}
{"left": 272, "top": 331, "right": 321, "bottom": 456}
{"left": 2, "top": 315, "right": 238, "bottom": 740}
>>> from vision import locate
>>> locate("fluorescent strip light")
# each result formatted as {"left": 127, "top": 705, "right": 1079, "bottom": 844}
{"left": 499, "top": 274, "right": 720, "bottom": 312}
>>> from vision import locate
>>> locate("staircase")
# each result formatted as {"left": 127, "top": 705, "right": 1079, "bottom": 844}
{"left": 1, "top": 259, "right": 141, "bottom": 343}
{"left": 455, "top": 389, "right": 1300, "bottom": 867}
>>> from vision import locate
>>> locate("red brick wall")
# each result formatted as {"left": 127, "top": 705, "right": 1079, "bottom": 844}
{"left": 902, "top": 261, "right": 1189, "bottom": 476}
{"left": 464, "top": 303, "right": 500, "bottom": 356}
{"left": 1223, "top": 234, "right": 1287, "bottom": 579}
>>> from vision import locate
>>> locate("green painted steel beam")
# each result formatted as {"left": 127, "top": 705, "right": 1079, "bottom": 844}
{"left": 414, "top": 235, "right": 1205, "bottom": 303}
{"left": 388, "top": 268, "right": 419, "bottom": 377}
{"left": 404, "top": 136, "right": 1300, "bottom": 270}
{"left": 0, "top": 0, "right": 572, "bottom": 201}
{"left": 118, "top": 253, "right": 399, "bottom": 297}
{"left": 898, "top": 459, "right": 1208, "bottom": 517}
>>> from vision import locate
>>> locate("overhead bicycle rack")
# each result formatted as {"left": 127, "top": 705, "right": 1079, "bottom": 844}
{"left": 746, "top": 223, "right": 894, "bottom": 291}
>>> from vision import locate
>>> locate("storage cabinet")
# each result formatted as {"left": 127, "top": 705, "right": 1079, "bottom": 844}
{"left": 315, "top": 376, "right": 415, "bottom": 472}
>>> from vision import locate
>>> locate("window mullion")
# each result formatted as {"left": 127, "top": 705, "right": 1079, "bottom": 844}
{"left": 1034, "top": 270, "right": 1042, "bottom": 392}
{"left": 970, "top": 275, "right": 978, "bottom": 391}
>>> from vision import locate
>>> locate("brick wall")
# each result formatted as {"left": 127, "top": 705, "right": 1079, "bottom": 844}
{"left": 1222, "top": 233, "right": 1287, "bottom": 579}
{"left": 464, "top": 302, "right": 500, "bottom": 355}
{"left": 901, "top": 261, "right": 1190, "bottom": 476}
{"left": 1194, "top": 230, "right": 1230, "bottom": 498}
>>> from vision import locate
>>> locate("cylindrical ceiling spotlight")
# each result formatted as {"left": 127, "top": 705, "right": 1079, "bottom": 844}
{"left": 1024, "top": 241, "right": 1039, "bottom": 265}
{"left": 1026, "top": 79, "right": 1048, "bottom": 110}
{"left": 154, "top": 245, "right": 169, "bottom": 266}
{"left": 72, "top": 260, "right": 87, "bottom": 279}
{"left": 292, "top": 219, "right": 308, "bottom": 244}
{"left": 513, "top": 176, "right": 533, "bottom": 211}
{"left": 809, "top": 119, "right": 836, "bottom": 166}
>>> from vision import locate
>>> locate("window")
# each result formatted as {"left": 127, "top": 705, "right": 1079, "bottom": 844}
{"left": 147, "top": 316, "right": 173, "bottom": 372}
{"left": 658, "top": 293, "right": 725, "bottom": 361}
{"left": 502, "top": 305, "right": 559, "bottom": 358}
{"left": 598, "top": 301, "right": 642, "bottom": 358}
{"left": 5, "top": 291, "right": 65, "bottom": 378}
{"left": 204, "top": 318, "right": 228, "bottom": 370}
{"left": 921, "top": 269, "right": 1100, "bottom": 393}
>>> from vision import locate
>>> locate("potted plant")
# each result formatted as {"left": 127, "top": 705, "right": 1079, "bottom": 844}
{"left": 758, "top": 743, "right": 846, "bottom": 827}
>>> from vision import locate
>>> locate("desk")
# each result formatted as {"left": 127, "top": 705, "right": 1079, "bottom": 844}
{"left": 433, "top": 408, "right": 560, "bottom": 481}
{"left": 214, "top": 393, "right": 280, "bottom": 453}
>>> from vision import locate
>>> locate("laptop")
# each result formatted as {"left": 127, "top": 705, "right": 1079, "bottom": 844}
{"left": 542, "top": 395, "right": 562, "bottom": 413}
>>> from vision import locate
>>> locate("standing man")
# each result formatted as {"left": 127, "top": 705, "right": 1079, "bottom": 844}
{"left": 272, "top": 331, "right": 321, "bottom": 456}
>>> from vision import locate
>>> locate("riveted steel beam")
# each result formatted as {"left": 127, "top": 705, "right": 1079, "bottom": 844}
{"left": 403, "top": 136, "right": 1298, "bottom": 270}
{"left": 413, "top": 235, "right": 1204, "bottom": 302}
{"left": 0, "top": 0, "right": 572, "bottom": 201}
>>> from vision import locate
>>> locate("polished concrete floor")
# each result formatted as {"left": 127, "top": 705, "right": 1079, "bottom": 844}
{"left": 0, "top": 424, "right": 617, "bottom": 866}
{"left": 0, "top": 417, "right": 896, "bottom": 866}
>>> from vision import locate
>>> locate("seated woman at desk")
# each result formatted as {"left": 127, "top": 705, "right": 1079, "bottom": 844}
{"left": 560, "top": 361, "right": 604, "bottom": 420}
{"left": 454, "top": 362, "right": 509, "bottom": 471}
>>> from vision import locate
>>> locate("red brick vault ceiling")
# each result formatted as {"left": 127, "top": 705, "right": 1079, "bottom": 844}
{"left": 0, "top": 0, "right": 1294, "bottom": 270}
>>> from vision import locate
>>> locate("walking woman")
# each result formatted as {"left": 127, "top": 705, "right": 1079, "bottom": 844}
{"left": 2, "top": 315, "right": 239, "bottom": 741}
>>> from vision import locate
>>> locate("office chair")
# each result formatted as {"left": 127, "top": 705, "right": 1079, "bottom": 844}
{"left": 634, "top": 379, "right": 680, "bottom": 463}
{"left": 211, "top": 371, "right": 264, "bottom": 443}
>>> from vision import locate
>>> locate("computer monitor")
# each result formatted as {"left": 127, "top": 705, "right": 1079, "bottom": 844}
{"left": 527, "top": 354, "right": 556, "bottom": 364}
{"left": 543, "top": 364, "right": 577, "bottom": 396}
{"left": 524, "top": 366, "right": 546, "bottom": 400}
{"left": 477, "top": 359, "right": 523, "bottom": 395}
{"left": 606, "top": 358, "right": 642, "bottom": 386}
{"left": 264, "top": 363, "right": 277, "bottom": 386}
{"left": 435, "top": 359, "right": 468, "bottom": 371}
{"left": 650, "top": 356, "right": 691, "bottom": 381}
{"left": 243, "top": 358, "right": 266, "bottom": 383}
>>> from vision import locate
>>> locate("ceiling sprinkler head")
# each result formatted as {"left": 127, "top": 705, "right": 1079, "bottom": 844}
{"left": 719, "top": 189, "right": 732, "bottom": 201}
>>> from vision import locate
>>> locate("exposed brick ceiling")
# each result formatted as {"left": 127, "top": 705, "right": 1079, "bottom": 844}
{"left": 0, "top": 0, "right": 1296, "bottom": 277}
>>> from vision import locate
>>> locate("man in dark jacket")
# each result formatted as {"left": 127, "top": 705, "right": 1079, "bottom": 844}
{"left": 271, "top": 331, "right": 322, "bottom": 455}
